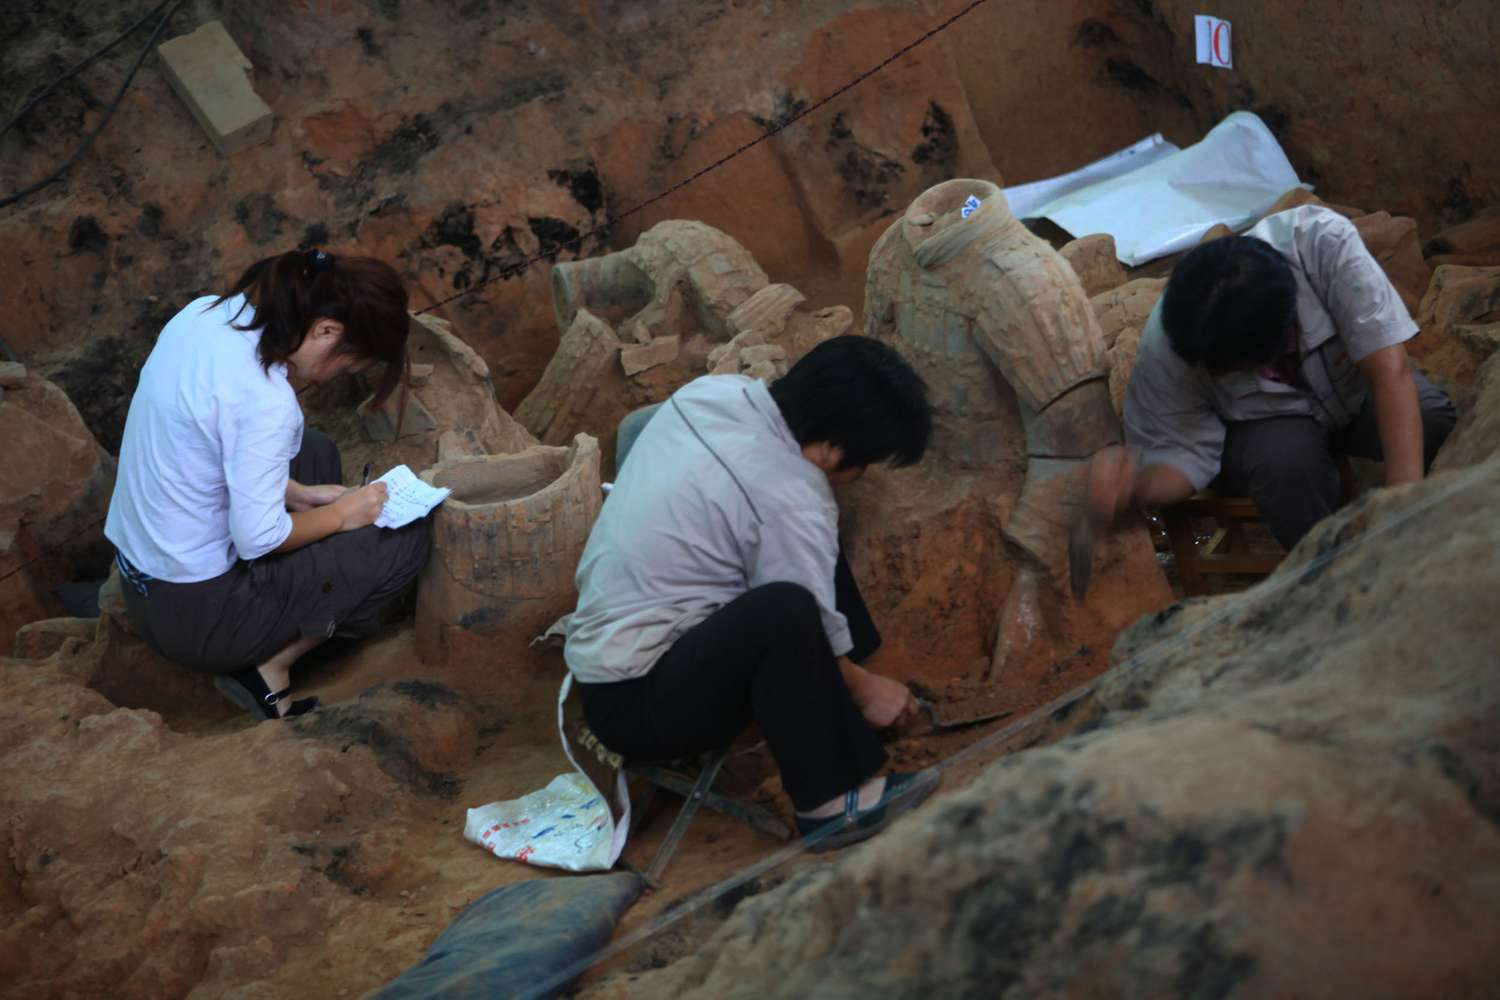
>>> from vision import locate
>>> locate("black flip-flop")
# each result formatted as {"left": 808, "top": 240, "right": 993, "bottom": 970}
{"left": 213, "top": 668, "right": 319, "bottom": 721}
{"left": 797, "top": 768, "right": 941, "bottom": 852}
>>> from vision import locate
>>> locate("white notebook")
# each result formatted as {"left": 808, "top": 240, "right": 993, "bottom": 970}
{"left": 372, "top": 464, "right": 451, "bottom": 529}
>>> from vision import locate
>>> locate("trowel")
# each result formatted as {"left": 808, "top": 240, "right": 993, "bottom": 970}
{"left": 1068, "top": 514, "right": 1095, "bottom": 601}
{"left": 913, "top": 696, "right": 1012, "bottom": 732}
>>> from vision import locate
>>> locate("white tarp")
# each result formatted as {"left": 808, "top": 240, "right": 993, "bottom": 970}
{"left": 1008, "top": 111, "right": 1308, "bottom": 266}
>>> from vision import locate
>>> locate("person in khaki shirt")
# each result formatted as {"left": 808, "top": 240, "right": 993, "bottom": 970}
{"left": 1090, "top": 206, "right": 1455, "bottom": 548}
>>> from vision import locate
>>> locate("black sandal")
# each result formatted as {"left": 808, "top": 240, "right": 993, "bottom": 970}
{"left": 213, "top": 668, "right": 319, "bottom": 721}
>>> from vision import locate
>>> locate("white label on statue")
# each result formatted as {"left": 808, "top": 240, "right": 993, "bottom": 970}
{"left": 960, "top": 194, "right": 982, "bottom": 219}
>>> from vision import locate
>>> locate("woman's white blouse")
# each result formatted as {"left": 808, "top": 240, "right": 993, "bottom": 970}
{"left": 105, "top": 295, "right": 303, "bottom": 582}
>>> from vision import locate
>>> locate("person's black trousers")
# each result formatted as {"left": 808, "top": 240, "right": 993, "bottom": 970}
{"left": 1216, "top": 371, "right": 1456, "bottom": 550}
{"left": 576, "top": 556, "right": 886, "bottom": 813}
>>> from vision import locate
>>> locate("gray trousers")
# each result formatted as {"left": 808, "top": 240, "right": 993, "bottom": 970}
{"left": 1216, "top": 371, "right": 1456, "bottom": 550}
{"left": 122, "top": 429, "right": 431, "bottom": 675}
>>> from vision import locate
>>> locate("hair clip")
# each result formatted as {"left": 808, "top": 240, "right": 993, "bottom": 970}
{"left": 305, "top": 248, "right": 335, "bottom": 273}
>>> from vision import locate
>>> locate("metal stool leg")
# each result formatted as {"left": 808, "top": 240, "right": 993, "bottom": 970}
{"left": 643, "top": 750, "right": 727, "bottom": 884}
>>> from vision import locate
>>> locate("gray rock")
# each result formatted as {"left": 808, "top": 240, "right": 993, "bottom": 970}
{"left": 650, "top": 451, "right": 1500, "bottom": 999}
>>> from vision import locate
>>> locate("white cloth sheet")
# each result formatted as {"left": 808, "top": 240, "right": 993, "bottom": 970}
{"left": 1006, "top": 111, "right": 1308, "bottom": 266}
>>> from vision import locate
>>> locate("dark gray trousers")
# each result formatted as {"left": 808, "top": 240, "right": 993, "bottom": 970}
{"left": 1216, "top": 372, "right": 1456, "bottom": 549}
{"left": 122, "top": 429, "right": 431, "bottom": 674}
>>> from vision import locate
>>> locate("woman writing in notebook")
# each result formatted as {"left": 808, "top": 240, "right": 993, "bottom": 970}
{"left": 104, "top": 249, "right": 432, "bottom": 720}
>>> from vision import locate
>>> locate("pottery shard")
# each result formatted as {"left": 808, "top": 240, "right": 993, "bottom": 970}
{"left": 1094, "top": 278, "right": 1167, "bottom": 419}
{"left": 620, "top": 335, "right": 681, "bottom": 376}
{"left": 1198, "top": 222, "right": 1234, "bottom": 244}
{"left": 1092, "top": 278, "right": 1166, "bottom": 351}
{"left": 799, "top": 305, "right": 854, "bottom": 347}
{"left": 743, "top": 360, "right": 781, "bottom": 383}
{"left": 1262, "top": 186, "right": 1324, "bottom": 218}
{"left": 361, "top": 387, "right": 439, "bottom": 441}
{"left": 354, "top": 312, "right": 535, "bottom": 472}
{"left": 1353, "top": 212, "right": 1431, "bottom": 313}
{"left": 664, "top": 453, "right": 1500, "bottom": 1000}
{"left": 1417, "top": 265, "right": 1500, "bottom": 334}
{"left": 738, "top": 344, "right": 787, "bottom": 367}
{"left": 726, "top": 283, "right": 806, "bottom": 338}
{"left": 1059, "top": 234, "right": 1127, "bottom": 296}
{"left": 551, "top": 220, "right": 768, "bottom": 344}
{"left": 708, "top": 329, "right": 767, "bottom": 369}
{"left": 516, "top": 309, "right": 621, "bottom": 445}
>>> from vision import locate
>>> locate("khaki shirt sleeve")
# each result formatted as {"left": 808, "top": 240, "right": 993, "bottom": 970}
{"left": 1297, "top": 208, "right": 1419, "bottom": 362}
{"left": 1123, "top": 308, "right": 1224, "bottom": 492}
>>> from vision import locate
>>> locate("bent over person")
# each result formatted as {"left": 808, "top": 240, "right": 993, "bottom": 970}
{"left": 565, "top": 336, "right": 939, "bottom": 851}
{"left": 105, "top": 250, "right": 432, "bottom": 721}
{"left": 1089, "top": 205, "right": 1455, "bottom": 548}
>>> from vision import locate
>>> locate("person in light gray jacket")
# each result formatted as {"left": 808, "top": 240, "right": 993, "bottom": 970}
{"left": 566, "top": 336, "right": 940, "bottom": 851}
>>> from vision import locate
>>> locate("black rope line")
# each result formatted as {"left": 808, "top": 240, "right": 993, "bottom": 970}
{"left": 415, "top": 0, "right": 992, "bottom": 315}
{"left": 0, "top": 0, "right": 191, "bottom": 211}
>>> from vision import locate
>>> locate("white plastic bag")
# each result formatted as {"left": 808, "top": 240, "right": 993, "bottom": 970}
{"left": 462, "top": 675, "right": 631, "bottom": 872}
{"left": 464, "top": 773, "right": 616, "bottom": 872}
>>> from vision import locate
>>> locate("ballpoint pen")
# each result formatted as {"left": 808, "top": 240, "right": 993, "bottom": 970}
{"left": 360, "top": 462, "right": 372, "bottom": 488}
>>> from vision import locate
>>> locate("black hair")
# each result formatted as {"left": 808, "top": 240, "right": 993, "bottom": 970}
{"left": 1161, "top": 235, "right": 1298, "bottom": 371}
{"left": 213, "top": 249, "right": 410, "bottom": 405}
{"left": 769, "top": 335, "right": 930, "bottom": 469}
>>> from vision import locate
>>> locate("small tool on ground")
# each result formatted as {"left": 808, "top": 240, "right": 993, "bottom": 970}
{"left": 914, "top": 696, "right": 1012, "bottom": 732}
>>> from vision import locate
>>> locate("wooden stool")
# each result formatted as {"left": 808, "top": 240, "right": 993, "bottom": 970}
{"left": 1163, "top": 458, "right": 1356, "bottom": 596}
{"left": 1161, "top": 492, "right": 1281, "bottom": 596}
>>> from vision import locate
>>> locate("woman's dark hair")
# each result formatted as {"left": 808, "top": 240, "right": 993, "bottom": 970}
{"left": 1161, "top": 235, "right": 1298, "bottom": 371}
{"left": 769, "top": 335, "right": 930, "bottom": 469}
{"left": 214, "top": 249, "right": 410, "bottom": 405}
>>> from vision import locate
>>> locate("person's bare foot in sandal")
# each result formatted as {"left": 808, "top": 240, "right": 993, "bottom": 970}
{"left": 213, "top": 635, "right": 324, "bottom": 720}
{"left": 795, "top": 769, "right": 941, "bottom": 851}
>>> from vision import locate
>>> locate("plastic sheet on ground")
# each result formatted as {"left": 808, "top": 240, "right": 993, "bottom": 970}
{"left": 371, "top": 872, "right": 645, "bottom": 1000}
{"left": 1007, "top": 111, "right": 1307, "bottom": 266}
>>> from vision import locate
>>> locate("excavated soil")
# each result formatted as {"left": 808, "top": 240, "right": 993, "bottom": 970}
{"left": 2, "top": 0, "right": 1498, "bottom": 997}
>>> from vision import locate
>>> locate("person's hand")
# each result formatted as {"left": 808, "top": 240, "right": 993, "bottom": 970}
{"left": 852, "top": 670, "right": 920, "bottom": 729}
{"left": 331, "top": 482, "right": 388, "bottom": 531}
{"left": 301, "top": 484, "right": 350, "bottom": 508}
{"left": 1086, "top": 445, "right": 1137, "bottom": 525}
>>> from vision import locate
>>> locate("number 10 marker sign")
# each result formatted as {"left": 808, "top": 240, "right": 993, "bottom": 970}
{"left": 1195, "top": 15, "right": 1233, "bottom": 69}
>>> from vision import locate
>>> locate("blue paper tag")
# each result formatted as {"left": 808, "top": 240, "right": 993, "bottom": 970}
{"left": 960, "top": 194, "right": 982, "bottom": 219}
